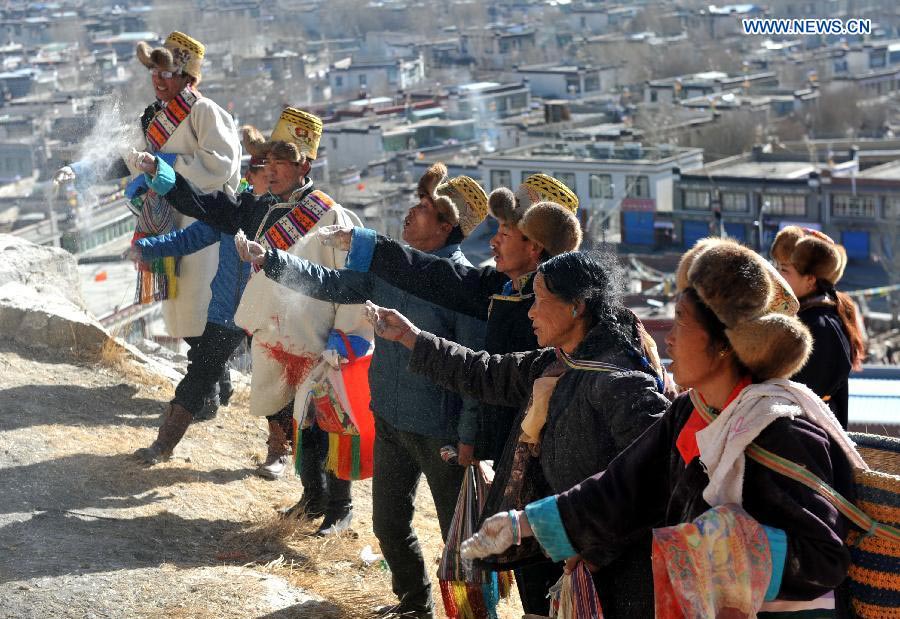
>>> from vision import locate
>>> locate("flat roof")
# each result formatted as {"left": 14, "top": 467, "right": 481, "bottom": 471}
{"left": 485, "top": 141, "right": 701, "bottom": 163}
{"left": 857, "top": 160, "right": 900, "bottom": 181}
{"left": 849, "top": 377, "right": 900, "bottom": 426}
{"left": 699, "top": 160, "right": 815, "bottom": 179}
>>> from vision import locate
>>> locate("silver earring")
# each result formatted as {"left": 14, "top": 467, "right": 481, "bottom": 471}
{"left": 572, "top": 307, "right": 578, "bottom": 317}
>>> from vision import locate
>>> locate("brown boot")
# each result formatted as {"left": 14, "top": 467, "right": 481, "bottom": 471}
{"left": 257, "top": 418, "right": 294, "bottom": 480}
{"left": 134, "top": 403, "right": 192, "bottom": 465}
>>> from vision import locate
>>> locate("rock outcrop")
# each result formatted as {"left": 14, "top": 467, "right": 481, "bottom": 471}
{"left": 0, "top": 234, "right": 109, "bottom": 356}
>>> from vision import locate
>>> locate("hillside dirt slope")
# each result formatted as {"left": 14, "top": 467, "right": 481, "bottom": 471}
{"left": 0, "top": 341, "right": 523, "bottom": 618}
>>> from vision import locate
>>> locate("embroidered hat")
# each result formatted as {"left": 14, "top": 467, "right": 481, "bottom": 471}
{"left": 489, "top": 173, "right": 579, "bottom": 225}
{"left": 676, "top": 237, "right": 811, "bottom": 380}
{"left": 136, "top": 31, "right": 205, "bottom": 81}
{"left": 418, "top": 163, "right": 488, "bottom": 238}
{"left": 270, "top": 107, "right": 323, "bottom": 160}
{"left": 771, "top": 226, "right": 847, "bottom": 285}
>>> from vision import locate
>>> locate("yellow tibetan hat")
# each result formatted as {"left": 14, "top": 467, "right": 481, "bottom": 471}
{"left": 489, "top": 173, "right": 579, "bottom": 224}
{"left": 417, "top": 163, "right": 488, "bottom": 238}
{"left": 136, "top": 31, "right": 205, "bottom": 80}
{"left": 270, "top": 107, "right": 323, "bottom": 160}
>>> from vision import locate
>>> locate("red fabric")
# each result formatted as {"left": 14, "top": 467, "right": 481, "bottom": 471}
{"left": 675, "top": 377, "right": 752, "bottom": 464}
{"left": 334, "top": 350, "right": 374, "bottom": 480}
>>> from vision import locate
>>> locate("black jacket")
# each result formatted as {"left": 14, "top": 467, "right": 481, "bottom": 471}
{"left": 362, "top": 234, "right": 539, "bottom": 460}
{"left": 409, "top": 323, "right": 669, "bottom": 618}
{"left": 792, "top": 296, "right": 852, "bottom": 428}
{"left": 556, "top": 393, "right": 855, "bottom": 606}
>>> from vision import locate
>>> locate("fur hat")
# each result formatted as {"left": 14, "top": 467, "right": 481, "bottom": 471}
{"left": 489, "top": 173, "right": 579, "bottom": 224}
{"left": 417, "top": 163, "right": 489, "bottom": 238}
{"left": 241, "top": 125, "right": 268, "bottom": 169}
{"left": 771, "top": 226, "right": 847, "bottom": 285}
{"left": 518, "top": 201, "right": 583, "bottom": 257}
{"left": 676, "top": 238, "right": 811, "bottom": 380}
{"left": 136, "top": 31, "right": 205, "bottom": 81}
{"left": 270, "top": 107, "right": 323, "bottom": 160}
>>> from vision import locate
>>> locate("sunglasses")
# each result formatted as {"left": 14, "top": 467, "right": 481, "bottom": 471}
{"left": 150, "top": 68, "right": 182, "bottom": 79}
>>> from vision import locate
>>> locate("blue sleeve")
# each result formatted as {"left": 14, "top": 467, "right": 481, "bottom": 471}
{"left": 345, "top": 227, "right": 377, "bottom": 272}
{"left": 525, "top": 495, "right": 578, "bottom": 563}
{"left": 326, "top": 331, "right": 371, "bottom": 357}
{"left": 762, "top": 526, "right": 787, "bottom": 601}
{"left": 136, "top": 221, "right": 219, "bottom": 259}
{"left": 146, "top": 155, "right": 176, "bottom": 196}
{"left": 263, "top": 248, "right": 373, "bottom": 304}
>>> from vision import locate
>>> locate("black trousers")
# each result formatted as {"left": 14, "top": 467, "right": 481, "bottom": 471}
{"left": 298, "top": 422, "right": 352, "bottom": 516}
{"left": 371, "top": 416, "right": 466, "bottom": 613}
{"left": 176, "top": 322, "right": 247, "bottom": 418}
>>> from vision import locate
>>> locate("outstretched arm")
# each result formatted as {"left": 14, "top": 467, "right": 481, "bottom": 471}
{"left": 333, "top": 227, "right": 508, "bottom": 321}
{"left": 364, "top": 301, "right": 547, "bottom": 407}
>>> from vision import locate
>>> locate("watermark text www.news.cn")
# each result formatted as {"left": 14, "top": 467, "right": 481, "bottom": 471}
{"left": 742, "top": 18, "right": 872, "bottom": 36}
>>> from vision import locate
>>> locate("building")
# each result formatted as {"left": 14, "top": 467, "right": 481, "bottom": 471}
{"left": 669, "top": 144, "right": 898, "bottom": 258}
{"left": 328, "top": 54, "right": 425, "bottom": 99}
{"left": 645, "top": 71, "right": 779, "bottom": 104}
{"left": 460, "top": 25, "right": 537, "bottom": 71}
{"left": 516, "top": 63, "right": 621, "bottom": 100}
{"left": 324, "top": 116, "right": 477, "bottom": 174}
{"left": 480, "top": 141, "right": 703, "bottom": 246}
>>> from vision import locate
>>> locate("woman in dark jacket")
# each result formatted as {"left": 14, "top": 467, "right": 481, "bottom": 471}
{"left": 462, "top": 239, "right": 862, "bottom": 618}
{"left": 366, "top": 250, "right": 671, "bottom": 618}
{"left": 772, "top": 226, "right": 866, "bottom": 428}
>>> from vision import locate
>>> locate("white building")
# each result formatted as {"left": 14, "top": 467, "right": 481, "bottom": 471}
{"left": 328, "top": 54, "right": 425, "bottom": 99}
{"left": 481, "top": 142, "right": 704, "bottom": 244}
{"left": 516, "top": 64, "right": 621, "bottom": 99}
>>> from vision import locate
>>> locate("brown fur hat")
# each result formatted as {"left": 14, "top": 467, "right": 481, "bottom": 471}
{"left": 676, "top": 237, "right": 811, "bottom": 380}
{"left": 771, "top": 226, "right": 847, "bottom": 285}
{"left": 518, "top": 201, "right": 583, "bottom": 257}
{"left": 241, "top": 125, "right": 268, "bottom": 168}
{"left": 136, "top": 32, "right": 205, "bottom": 81}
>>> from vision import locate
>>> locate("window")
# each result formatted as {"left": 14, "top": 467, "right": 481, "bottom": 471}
{"left": 831, "top": 194, "right": 877, "bottom": 218}
{"left": 331, "top": 138, "right": 338, "bottom": 150}
{"left": 626, "top": 175, "right": 650, "bottom": 198}
{"left": 335, "top": 75, "right": 343, "bottom": 88}
{"left": 683, "top": 190, "right": 711, "bottom": 210}
{"left": 555, "top": 172, "right": 577, "bottom": 193}
{"left": 721, "top": 192, "right": 749, "bottom": 212}
{"left": 885, "top": 196, "right": 900, "bottom": 219}
{"left": 589, "top": 174, "right": 613, "bottom": 199}
{"left": 490, "top": 169, "right": 511, "bottom": 191}
{"left": 359, "top": 74, "right": 367, "bottom": 87}
{"left": 522, "top": 170, "right": 542, "bottom": 183}
{"left": 763, "top": 194, "right": 806, "bottom": 217}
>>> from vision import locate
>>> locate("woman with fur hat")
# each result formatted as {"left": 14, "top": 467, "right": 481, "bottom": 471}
{"left": 364, "top": 249, "right": 670, "bottom": 619}
{"left": 771, "top": 226, "right": 865, "bottom": 428}
{"left": 460, "top": 238, "right": 864, "bottom": 619}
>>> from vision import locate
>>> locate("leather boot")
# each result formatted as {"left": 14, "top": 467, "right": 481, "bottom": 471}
{"left": 134, "top": 403, "right": 192, "bottom": 465}
{"left": 256, "top": 418, "right": 293, "bottom": 480}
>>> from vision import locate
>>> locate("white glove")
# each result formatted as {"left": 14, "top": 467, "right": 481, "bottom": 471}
{"left": 460, "top": 511, "right": 515, "bottom": 560}
{"left": 318, "top": 225, "right": 353, "bottom": 251}
{"left": 53, "top": 166, "right": 75, "bottom": 184}
{"left": 128, "top": 149, "right": 157, "bottom": 175}
{"left": 321, "top": 349, "right": 345, "bottom": 369}
{"left": 234, "top": 229, "right": 267, "bottom": 265}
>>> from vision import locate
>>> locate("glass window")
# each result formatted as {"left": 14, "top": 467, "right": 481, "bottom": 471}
{"left": 555, "top": 172, "right": 577, "bottom": 193}
{"left": 885, "top": 196, "right": 900, "bottom": 219}
{"left": 626, "top": 175, "right": 650, "bottom": 198}
{"left": 831, "top": 194, "right": 877, "bottom": 218}
{"left": 589, "top": 174, "right": 613, "bottom": 199}
{"left": 490, "top": 169, "right": 511, "bottom": 191}
{"left": 721, "top": 192, "right": 749, "bottom": 212}
{"left": 683, "top": 190, "right": 711, "bottom": 210}
{"left": 763, "top": 194, "right": 806, "bottom": 217}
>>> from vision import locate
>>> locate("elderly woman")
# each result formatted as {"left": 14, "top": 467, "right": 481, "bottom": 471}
{"left": 772, "top": 227, "right": 866, "bottom": 428}
{"left": 366, "top": 248, "right": 670, "bottom": 618}
{"left": 462, "top": 238, "right": 863, "bottom": 619}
